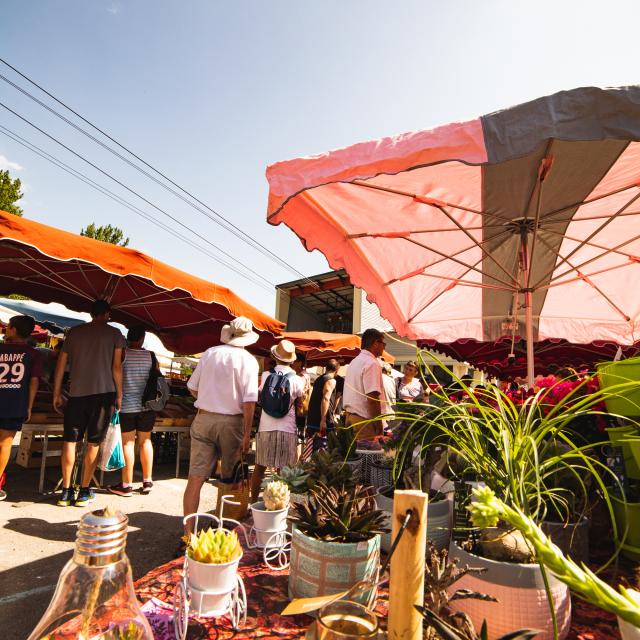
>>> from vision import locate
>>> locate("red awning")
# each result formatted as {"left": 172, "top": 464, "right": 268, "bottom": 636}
{"left": 0, "top": 211, "right": 283, "bottom": 354}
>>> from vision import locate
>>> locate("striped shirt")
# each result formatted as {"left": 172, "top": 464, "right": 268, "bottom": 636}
{"left": 121, "top": 348, "right": 153, "bottom": 413}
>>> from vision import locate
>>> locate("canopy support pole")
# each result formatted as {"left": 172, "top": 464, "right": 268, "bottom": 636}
{"left": 519, "top": 227, "right": 535, "bottom": 388}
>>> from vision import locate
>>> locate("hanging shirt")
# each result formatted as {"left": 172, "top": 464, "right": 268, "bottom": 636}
{"left": 121, "top": 348, "right": 153, "bottom": 413}
{"left": 0, "top": 341, "right": 43, "bottom": 419}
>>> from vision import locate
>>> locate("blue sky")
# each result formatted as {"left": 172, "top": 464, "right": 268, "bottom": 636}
{"left": 1, "top": 0, "right": 639, "bottom": 315}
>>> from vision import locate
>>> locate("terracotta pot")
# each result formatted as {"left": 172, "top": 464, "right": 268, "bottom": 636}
{"left": 448, "top": 541, "right": 571, "bottom": 640}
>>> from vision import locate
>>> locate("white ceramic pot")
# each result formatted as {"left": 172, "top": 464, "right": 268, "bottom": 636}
{"left": 186, "top": 554, "right": 242, "bottom": 595}
{"left": 619, "top": 617, "right": 640, "bottom": 640}
{"left": 448, "top": 541, "right": 571, "bottom": 640}
{"left": 250, "top": 501, "right": 289, "bottom": 532}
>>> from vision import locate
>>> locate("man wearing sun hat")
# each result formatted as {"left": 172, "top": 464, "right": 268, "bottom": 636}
{"left": 183, "top": 316, "right": 260, "bottom": 531}
{"left": 250, "top": 339, "right": 305, "bottom": 502}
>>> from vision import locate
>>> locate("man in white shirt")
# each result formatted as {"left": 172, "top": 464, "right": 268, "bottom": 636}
{"left": 183, "top": 317, "right": 259, "bottom": 532}
{"left": 343, "top": 328, "right": 386, "bottom": 440}
{"left": 250, "top": 340, "right": 305, "bottom": 503}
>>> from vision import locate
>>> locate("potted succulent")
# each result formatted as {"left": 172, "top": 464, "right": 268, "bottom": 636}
{"left": 469, "top": 486, "right": 640, "bottom": 640}
{"left": 328, "top": 425, "right": 363, "bottom": 482}
{"left": 185, "top": 526, "right": 243, "bottom": 616}
{"left": 304, "top": 448, "right": 355, "bottom": 490}
{"left": 272, "top": 465, "right": 310, "bottom": 506}
{"left": 415, "top": 542, "right": 537, "bottom": 640}
{"left": 251, "top": 480, "right": 290, "bottom": 546}
{"left": 288, "top": 482, "right": 387, "bottom": 605}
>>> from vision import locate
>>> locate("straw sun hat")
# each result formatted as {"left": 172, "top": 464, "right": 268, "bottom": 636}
{"left": 270, "top": 339, "right": 296, "bottom": 363}
{"left": 220, "top": 316, "right": 259, "bottom": 347}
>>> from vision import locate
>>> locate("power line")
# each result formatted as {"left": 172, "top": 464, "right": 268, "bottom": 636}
{"left": 0, "top": 100, "right": 277, "bottom": 290}
{"left": 0, "top": 124, "right": 273, "bottom": 293}
{"left": 0, "top": 57, "right": 319, "bottom": 289}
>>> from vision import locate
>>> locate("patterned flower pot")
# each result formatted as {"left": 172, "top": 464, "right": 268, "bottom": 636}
{"left": 355, "top": 449, "right": 385, "bottom": 485}
{"left": 376, "top": 487, "right": 451, "bottom": 551}
{"left": 448, "top": 541, "right": 571, "bottom": 640}
{"left": 288, "top": 528, "right": 380, "bottom": 606}
{"left": 344, "top": 456, "right": 363, "bottom": 483}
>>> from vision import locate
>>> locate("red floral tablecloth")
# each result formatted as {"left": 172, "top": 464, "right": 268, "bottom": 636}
{"left": 135, "top": 546, "right": 630, "bottom": 639}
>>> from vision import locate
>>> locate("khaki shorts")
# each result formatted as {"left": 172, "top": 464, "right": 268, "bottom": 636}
{"left": 189, "top": 410, "right": 243, "bottom": 480}
{"left": 345, "top": 412, "right": 383, "bottom": 441}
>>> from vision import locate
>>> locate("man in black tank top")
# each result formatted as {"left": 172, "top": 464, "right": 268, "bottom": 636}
{"left": 306, "top": 359, "right": 339, "bottom": 437}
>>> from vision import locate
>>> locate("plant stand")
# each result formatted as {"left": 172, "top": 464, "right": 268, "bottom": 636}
{"left": 174, "top": 513, "right": 247, "bottom": 640}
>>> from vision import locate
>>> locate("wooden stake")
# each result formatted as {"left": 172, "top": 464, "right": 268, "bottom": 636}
{"left": 388, "top": 489, "right": 428, "bottom": 640}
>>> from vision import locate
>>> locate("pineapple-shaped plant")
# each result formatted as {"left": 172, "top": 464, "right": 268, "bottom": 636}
{"left": 187, "top": 527, "right": 242, "bottom": 565}
{"left": 263, "top": 480, "right": 290, "bottom": 511}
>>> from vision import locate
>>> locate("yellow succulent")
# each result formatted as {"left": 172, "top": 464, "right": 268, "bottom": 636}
{"left": 187, "top": 527, "right": 242, "bottom": 565}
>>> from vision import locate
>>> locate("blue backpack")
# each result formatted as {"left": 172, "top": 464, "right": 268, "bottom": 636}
{"left": 261, "top": 369, "right": 295, "bottom": 418}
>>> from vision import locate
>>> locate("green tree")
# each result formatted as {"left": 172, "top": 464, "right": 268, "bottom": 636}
{"left": 0, "top": 169, "right": 24, "bottom": 216}
{"left": 80, "top": 222, "right": 130, "bottom": 246}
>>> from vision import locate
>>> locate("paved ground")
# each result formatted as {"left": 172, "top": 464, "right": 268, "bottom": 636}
{"left": 0, "top": 454, "right": 218, "bottom": 638}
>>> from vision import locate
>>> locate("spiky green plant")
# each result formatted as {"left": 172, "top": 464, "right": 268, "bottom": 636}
{"left": 290, "top": 482, "right": 387, "bottom": 543}
{"left": 468, "top": 486, "right": 640, "bottom": 630}
{"left": 187, "top": 527, "right": 241, "bottom": 564}
{"left": 304, "top": 449, "right": 354, "bottom": 490}
{"left": 328, "top": 425, "right": 360, "bottom": 461}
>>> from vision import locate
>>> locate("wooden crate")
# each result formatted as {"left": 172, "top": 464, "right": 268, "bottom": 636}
{"left": 16, "top": 431, "right": 64, "bottom": 468}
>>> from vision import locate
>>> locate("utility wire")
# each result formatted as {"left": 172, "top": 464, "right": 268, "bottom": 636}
{"left": 0, "top": 57, "right": 319, "bottom": 289}
{"left": 0, "top": 124, "right": 273, "bottom": 293}
{"left": 0, "top": 100, "right": 276, "bottom": 290}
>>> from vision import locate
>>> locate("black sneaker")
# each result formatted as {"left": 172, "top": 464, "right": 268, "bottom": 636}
{"left": 57, "top": 487, "right": 76, "bottom": 507}
{"left": 141, "top": 481, "right": 153, "bottom": 495}
{"left": 108, "top": 482, "right": 133, "bottom": 497}
{"left": 75, "top": 487, "right": 96, "bottom": 507}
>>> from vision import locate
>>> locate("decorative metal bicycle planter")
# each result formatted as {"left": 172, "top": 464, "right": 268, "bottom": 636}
{"left": 173, "top": 510, "right": 247, "bottom": 640}
{"left": 245, "top": 498, "right": 292, "bottom": 571}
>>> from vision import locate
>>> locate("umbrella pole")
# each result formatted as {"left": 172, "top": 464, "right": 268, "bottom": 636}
{"left": 519, "top": 227, "right": 535, "bottom": 388}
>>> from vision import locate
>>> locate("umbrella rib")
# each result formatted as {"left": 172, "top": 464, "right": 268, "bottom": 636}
{"left": 541, "top": 227, "right": 640, "bottom": 262}
{"left": 418, "top": 272, "right": 513, "bottom": 291}
{"left": 525, "top": 154, "right": 553, "bottom": 288}
{"left": 15, "top": 249, "right": 93, "bottom": 301}
{"left": 397, "top": 232, "right": 516, "bottom": 290}
{"left": 75, "top": 260, "right": 100, "bottom": 300}
{"left": 348, "top": 223, "right": 506, "bottom": 238}
{"left": 350, "top": 179, "right": 514, "bottom": 223}
{"left": 543, "top": 210, "right": 640, "bottom": 224}
{"left": 382, "top": 228, "right": 511, "bottom": 286}
{"left": 543, "top": 227, "right": 640, "bottom": 286}
{"left": 531, "top": 189, "right": 640, "bottom": 289}
{"left": 119, "top": 276, "right": 159, "bottom": 326}
{"left": 542, "top": 261, "right": 635, "bottom": 290}
{"left": 535, "top": 235, "right": 630, "bottom": 321}
{"left": 537, "top": 180, "right": 640, "bottom": 224}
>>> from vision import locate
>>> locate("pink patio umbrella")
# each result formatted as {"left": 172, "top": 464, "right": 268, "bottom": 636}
{"left": 266, "top": 86, "right": 640, "bottom": 385}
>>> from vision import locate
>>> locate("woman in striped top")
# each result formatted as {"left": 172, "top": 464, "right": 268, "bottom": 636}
{"left": 109, "top": 326, "right": 157, "bottom": 497}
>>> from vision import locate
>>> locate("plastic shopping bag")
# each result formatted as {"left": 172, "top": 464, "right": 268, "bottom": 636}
{"left": 98, "top": 411, "right": 125, "bottom": 471}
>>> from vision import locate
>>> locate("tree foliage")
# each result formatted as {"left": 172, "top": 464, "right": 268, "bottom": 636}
{"left": 0, "top": 169, "right": 24, "bottom": 216}
{"left": 80, "top": 222, "right": 130, "bottom": 246}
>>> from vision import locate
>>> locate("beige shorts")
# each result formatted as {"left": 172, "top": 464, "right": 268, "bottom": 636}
{"left": 345, "top": 412, "right": 383, "bottom": 441}
{"left": 189, "top": 410, "right": 243, "bottom": 480}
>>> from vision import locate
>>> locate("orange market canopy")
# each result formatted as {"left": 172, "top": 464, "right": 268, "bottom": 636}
{"left": 0, "top": 211, "right": 283, "bottom": 354}
{"left": 254, "top": 330, "right": 395, "bottom": 365}
{"left": 267, "top": 86, "right": 640, "bottom": 384}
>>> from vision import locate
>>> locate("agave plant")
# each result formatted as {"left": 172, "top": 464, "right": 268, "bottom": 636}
{"left": 304, "top": 449, "right": 355, "bottom": 490}
{"left": 289, "top": 482, "right": 387, "bottom": 543}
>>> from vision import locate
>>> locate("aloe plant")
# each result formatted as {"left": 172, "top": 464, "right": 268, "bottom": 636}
{"left": 272, "top": 465, "right": 310, "bottom": 494}
{"left": 468, "top": 486, "right": 640, "bottom": 629}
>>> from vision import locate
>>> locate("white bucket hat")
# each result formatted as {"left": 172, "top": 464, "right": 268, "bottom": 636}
{"left": 270, "top": 339, "right": 297, "bottom": 363}
{"left": 220, "top": 316, "right": 259, "bottom": 347}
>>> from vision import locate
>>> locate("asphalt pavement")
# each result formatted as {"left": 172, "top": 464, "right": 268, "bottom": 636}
{"left": 0, "top": 456, "right": 219, "bottom": 638}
